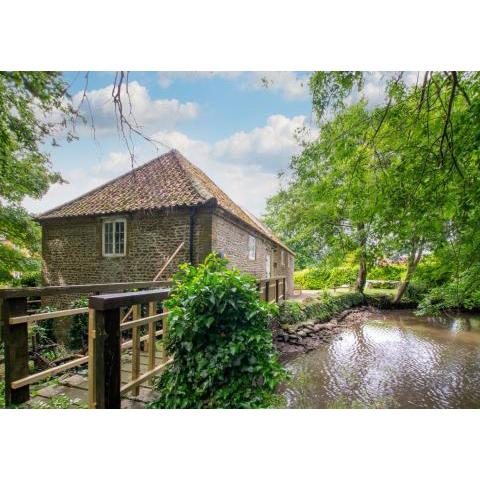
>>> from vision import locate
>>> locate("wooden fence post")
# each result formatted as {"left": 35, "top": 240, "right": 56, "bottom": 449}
{"left": 275, "top": 279, "right": 279, "bottom": 303}
{"left": 147, "top": 301, "right": 156, "bottom": 386}
{"left": 93, "top": 307, "right": 121, "bottom": 409}
{"left": 265, "top": 281, "right": 269, "bottom": 302}
{"left": 87, "top": 308, "right": 96, "bottom": 408}
{"left": 2, "top": 297, "right": 30, "bottom": 406}
{"left": 162, "top": 304, "right": 169, "bottom": 363}
{"left": 131, "top": 304, "right": 141, "bottom": 396}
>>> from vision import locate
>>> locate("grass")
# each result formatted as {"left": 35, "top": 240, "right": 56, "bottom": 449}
{"left": 326, "top": 287, "right": 396, "bottom": 297}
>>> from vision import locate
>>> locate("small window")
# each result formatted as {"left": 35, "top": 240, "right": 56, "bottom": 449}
{"left": 248, "top": 235, "right": 256, "bottom": 260}
{"left": 281, "top": 250, "right": 285, "bottom": 266}
{"left": 265, "top": 254, "right": 271, "bottom": 278}
{"left": 102, "top": 219, "right": 126, "bottom": 257}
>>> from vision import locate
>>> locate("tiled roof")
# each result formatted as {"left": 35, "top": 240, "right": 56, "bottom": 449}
{"left": 38, "top": 150, "right": 294, "bottom": 254}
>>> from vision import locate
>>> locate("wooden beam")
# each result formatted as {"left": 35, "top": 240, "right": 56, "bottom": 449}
{"left": 94, "top": 307, "right": 121, "bottom": 409}
{"left": 10, "top": 307, "right": 89, "bottom": 325}
{"left": 121, "top": 329, "right": 163, "bottom": 350}
{"left": 88, "top": 308, "right": 96, "bottom": 408}
{"left": 89, "top": 288, "right": 170, "bottom": 311}
{"left": 11, "top": 355, "right": 88, "bottom": 390}
{"left": 147, "top": 302, "right": 156, "bottom": 386}
{"left": 120, "top": 243, "right": 183, "bottom": 324}
{"left": 120, "top": 358, "right": 173, "bottom": 395}
{"left": 0, "top": 280, "right": 172, "bottom": 299}
{"left": 131, "top": 304, "right": 141, "bottom": 396}
{"left": 2, "top": 297, "right": 30, "bottom": 405}
{"left": 119, "top": 312, "right": 166, "bottom": 331}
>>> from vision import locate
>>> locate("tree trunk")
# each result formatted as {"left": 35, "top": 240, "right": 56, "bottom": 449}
{"left": 354, "top": 258, "right": 367, "bottom": 293}
{"left": 354, "top": 223, "right": 367, "bottom": 293}
{"left": 393, "top": 242, "right": 424, "bottom": 303}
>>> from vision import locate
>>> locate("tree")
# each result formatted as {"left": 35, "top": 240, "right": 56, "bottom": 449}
{"left": 0, "top": 72, "right": 76, "bottom": 283}
{"left": 266, "top": 71, "right": 480, "bottom": 304}
{"left": 266, "top": 102, "right": 381, "bottom": 293}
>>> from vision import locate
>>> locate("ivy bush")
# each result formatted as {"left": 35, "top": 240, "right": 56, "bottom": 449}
{"left": 149, "top": 254, "right": 286, "bottom": 409}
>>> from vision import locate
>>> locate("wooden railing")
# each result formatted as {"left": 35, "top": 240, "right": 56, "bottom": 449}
{"left": 88, "top": 288, "right": 172, "bottom": 408}
{"left": 257, "top": 276, "right": 286, "bottom": 304}
{"left": 0, "top": 280, "right": 171, "bottom": 406}
{"left": 1, "top": 276, "right": 286, "bottom": 408}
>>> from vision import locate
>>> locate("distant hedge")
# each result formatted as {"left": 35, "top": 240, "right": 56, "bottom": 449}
{"left": 277, "top": 292, "right": 365, "bottom": 325}
{"left": 294, "top": 263, "right": 407, "bottom": 290}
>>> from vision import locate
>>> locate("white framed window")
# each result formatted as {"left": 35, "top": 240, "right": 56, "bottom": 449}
{"left": 248, "top": 235, "right": 256, "bottom": 260}
{"left": 281, "top": 250, "right": 285, "bottom": 266}
{"left": 265, "top": 254, "right": 271, "bottom": 278}
{"left": 102, "top": 218, "right": 126, "bottom": 257}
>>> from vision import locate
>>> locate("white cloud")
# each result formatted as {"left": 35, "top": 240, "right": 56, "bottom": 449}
{"left": 72, "top": 80, "right": 199, "bottom": 136}
{"left": 25, "top": 114, "right": 314, "bottom": 217}
{"left": 149, "top": 114, "right": 316, "bottom": 213}
{"left": 153, "top": 114, "right": 315, "bottom": 173}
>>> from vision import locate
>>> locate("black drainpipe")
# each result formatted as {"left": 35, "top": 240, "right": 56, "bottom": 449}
{"left": 189, "top": 206, "right": 195, "bottom": 264}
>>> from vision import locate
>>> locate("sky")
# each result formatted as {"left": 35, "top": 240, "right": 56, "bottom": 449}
{"left": 23, "top": 71, "right": 414, "bottom": 217}
{"left": 23, "top": 71, "right": 317, "bottom": 217}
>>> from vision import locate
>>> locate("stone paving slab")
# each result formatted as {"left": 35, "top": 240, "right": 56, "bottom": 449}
{"left": 15, "top": 350, "right": 165, "bottom": 409}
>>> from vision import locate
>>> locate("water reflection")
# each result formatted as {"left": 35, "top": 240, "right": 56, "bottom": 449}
{"left": 285, "top": 310, "right": 480, "bottom": 408}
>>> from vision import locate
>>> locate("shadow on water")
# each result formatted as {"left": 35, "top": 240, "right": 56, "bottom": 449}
{"left": 284, "top": 310, "right": 480, "bottom": 408}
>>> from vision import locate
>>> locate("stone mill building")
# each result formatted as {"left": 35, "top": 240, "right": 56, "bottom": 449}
{"left": 37, "top": 150, "right": 295, "bottom": 301}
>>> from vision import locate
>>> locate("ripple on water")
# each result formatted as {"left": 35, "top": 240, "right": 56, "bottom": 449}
{"left": 285, "top": 310, "right": 480, "bottom": 408}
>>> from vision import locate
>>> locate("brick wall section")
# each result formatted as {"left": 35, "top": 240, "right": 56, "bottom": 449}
{"left": 40, "top": 206, "right": 293, "bottom": 339}
{"left": 211, "top": 209, "right": 294, "bottom": 297}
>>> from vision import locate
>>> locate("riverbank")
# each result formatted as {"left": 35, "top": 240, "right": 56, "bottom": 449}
{"left": 273, "top": 290, "right": 420, "bottom": 361}
{"left": 274, "top": 306, "right": 375, "bottom": 361}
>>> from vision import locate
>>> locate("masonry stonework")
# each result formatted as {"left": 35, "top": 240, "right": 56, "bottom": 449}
{"left": 42, "top": 206, "right": 293, "bottom": 301}
{"left": 211, "top": 210, "right": 294, "bottom": 297}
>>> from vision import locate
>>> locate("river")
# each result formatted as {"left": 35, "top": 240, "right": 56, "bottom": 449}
{"left": 284, "top": 309, "right": 480, "bottom": 408}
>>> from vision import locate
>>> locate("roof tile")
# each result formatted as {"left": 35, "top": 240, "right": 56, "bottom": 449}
{"left": 38, "top": 150, "right": 293, "bottom": 254}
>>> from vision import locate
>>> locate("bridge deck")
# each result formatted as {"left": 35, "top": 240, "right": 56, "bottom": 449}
{"left": 22, "top": 350, "right": 164, "bottom": 409}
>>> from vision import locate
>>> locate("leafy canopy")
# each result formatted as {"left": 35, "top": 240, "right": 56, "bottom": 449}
{"left": 0, "top": 72, "right": 75, "bottom": 283}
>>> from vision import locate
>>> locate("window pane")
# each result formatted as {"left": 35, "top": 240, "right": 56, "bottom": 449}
{"left": 104, "top": 223, "right": 113, "bottom": 254}
{"left": 115, "top": 221, "right": 125, "bottom": 254}
{"left": 248, "top": 236, "right": 256, "bottom": 260}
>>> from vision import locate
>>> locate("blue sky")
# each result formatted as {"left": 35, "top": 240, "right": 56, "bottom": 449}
{"left": 24, "top": 71, "right": 316, "bottom": 217}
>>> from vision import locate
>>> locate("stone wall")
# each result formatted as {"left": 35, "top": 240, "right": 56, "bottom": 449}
{"left": 40, "top": 205, "right": 293, "bottom": 309}
{"left": 211, "top": 209, "right": 294, "bottom": 297}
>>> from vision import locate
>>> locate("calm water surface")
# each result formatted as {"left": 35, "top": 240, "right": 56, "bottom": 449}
{"left": 285, "top": 310, "right": 480, "bottom": 408}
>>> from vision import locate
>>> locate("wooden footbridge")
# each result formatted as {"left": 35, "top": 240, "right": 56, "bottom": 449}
{"left": 1, "top": 276, "right": 286, "bottom": 408}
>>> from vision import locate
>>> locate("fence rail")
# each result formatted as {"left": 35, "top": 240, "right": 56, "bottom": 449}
{"left": 1, "top": 276, "right": 286, "bottom": 408}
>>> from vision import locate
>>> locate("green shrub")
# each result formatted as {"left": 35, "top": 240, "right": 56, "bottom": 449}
{"left": 404, "top": 281, "right": 429, "bottom": 303}
{"left": 68, "top": 297, "right": 88, "bottom": 351}
{"left": 417, "top": 273, "right": 480, "bottom": 315}
{"left": 0, "top": 380, "right": 5, "bottom": 409}
{"left": 368, "top": 264, "right": 407, "bottom": 281}
{"left": 149, "top": 254, "right": 286, "bottom": 409}
{"left": 294, "top": 266, "right": 358, "bottom": 289}
{"left": 277, "top": 301, "right": 306, "bottom": 324}
{"left": 277, "top": 292, "right": 364, "bottom": 325}
{"left": 18, "top": 269, "right": 41, "bottom": 287}
{"left": 32, "top": 306, "right": 57, "bottom": 346}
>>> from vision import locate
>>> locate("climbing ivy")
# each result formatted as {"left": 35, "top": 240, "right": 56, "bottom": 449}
{"left": 149, "top": 254, "right": 286, "bottom": 408}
